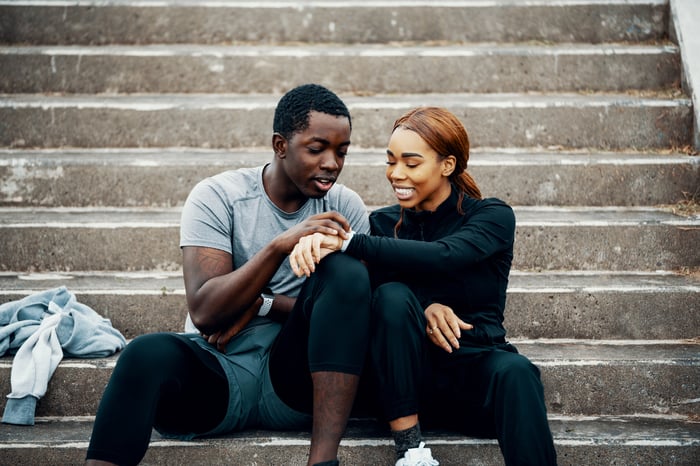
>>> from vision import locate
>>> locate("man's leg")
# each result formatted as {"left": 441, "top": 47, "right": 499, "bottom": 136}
{"left": 269, "top": 253, "right": 371, "bottom": 465}
{"left": 85, "top": 333, "right": 227, "bottom": 466}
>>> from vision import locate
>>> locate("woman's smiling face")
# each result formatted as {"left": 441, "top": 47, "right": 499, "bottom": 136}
{"left": 385, "top": 126, "right": 455, "bottom": 212}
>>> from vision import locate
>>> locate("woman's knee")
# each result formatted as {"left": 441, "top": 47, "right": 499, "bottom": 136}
{"left": 372, "top": 282, "right": 424, "bottom": 329}
{"left": 490, "top": 352, "right": 544, "bottom": 394}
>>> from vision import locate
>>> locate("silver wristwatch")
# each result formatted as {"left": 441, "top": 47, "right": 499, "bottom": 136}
{"left": 258, "top": 292, "right": 274, "bottom": 317}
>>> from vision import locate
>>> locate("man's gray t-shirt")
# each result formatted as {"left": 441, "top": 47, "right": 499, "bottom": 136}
{"left": 180, "top": 164, "right": 370, "bottom": 300}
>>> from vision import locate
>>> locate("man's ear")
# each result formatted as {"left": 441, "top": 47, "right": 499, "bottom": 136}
{"left": 442, "top": 155, "right": 457, "bottom": 177}
{"left": 272, "top": 133, "right": 287, "bottom": 158}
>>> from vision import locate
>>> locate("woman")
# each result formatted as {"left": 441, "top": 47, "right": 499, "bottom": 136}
{"left": 290, "top": 107, "right": 557, "bottom": 466}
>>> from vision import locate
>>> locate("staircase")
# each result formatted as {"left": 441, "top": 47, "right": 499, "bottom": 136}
{"left": 1, "top": 0, "right": 698, "bottom": 464}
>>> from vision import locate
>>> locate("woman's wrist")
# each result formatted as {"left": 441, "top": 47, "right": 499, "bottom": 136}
{"left": 340, "top": 230, "right": 355, "bottom": 252}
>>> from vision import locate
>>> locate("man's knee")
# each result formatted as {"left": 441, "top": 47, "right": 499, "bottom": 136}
{"left": 115, "top": 333, "right": 182, "bottom": 376}
{"left": 315, "top": 253, "right": 370, "bottom": 298}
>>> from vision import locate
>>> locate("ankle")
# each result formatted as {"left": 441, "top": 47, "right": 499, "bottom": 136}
{"left": 392, "top": 422, "right": 423, "bottom": 460}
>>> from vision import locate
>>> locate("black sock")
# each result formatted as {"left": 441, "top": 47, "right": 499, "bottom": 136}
{"left": 392, "top": 423, "right": 422, "bottom": 460}
{"left": 312, "top": 460, "right": 339, "bottom": 466}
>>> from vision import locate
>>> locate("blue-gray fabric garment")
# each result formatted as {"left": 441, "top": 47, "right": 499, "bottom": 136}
{"left": 0, "top": 286, "right": 126, "bottom": 425}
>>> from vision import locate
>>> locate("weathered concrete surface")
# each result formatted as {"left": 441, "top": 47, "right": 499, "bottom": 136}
{"left": 0, "top": 1, "right": 669, "bottom": 45}
{"left": 0, "top": 415, "right": 698, "bottom": 465}
{"left": 2, "top": 207, "right": 695, "bottom": 271}
{"left": 1, "top": 149, "right": 698, "bottom": 207}
{"left": 0, "top": 271, "right": 696, "bottom": 340}
{"left": 0, "top": 341, "right": 698, "bottom": 418}
{"left": 671, "top": 0, "right": 700, "bottom": 148}
{"left": 0, "top": 44, "right": 681, "bottom": 94}
{"left": 0, "top": 93, "right": 693, "bottom": 149}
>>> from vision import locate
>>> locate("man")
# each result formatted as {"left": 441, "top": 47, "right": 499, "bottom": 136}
{"left": 86, "top": 84, "right": 371, "bottom": 466}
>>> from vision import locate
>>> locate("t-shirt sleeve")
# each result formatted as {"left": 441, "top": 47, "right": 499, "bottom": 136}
{"left": 179, "top": 178, "right": 233, "bottom": 254}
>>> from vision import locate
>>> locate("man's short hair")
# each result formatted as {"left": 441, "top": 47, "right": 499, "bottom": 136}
{"left": 273, "top": 84, "right": 351, "bottom": 140}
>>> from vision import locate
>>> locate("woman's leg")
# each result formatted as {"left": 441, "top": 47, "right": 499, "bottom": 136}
{"left": 477, "top": 350, "right": 557, "bottom": 465}
{"left": 432, "top": 349, "right": 557, "bottom": 466}
{"left": 369, "top": 282, "right": 430, "bottom": 460}
{"left": 269, "top": 253, "right": 372, "bottom": 465}
{"left": 85, "top": 333, "right": 228, "bottom": 466}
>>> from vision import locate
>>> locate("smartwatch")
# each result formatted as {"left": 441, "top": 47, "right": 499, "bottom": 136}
{"left": 258, "top": 292, "right": 274, "bottom": 317}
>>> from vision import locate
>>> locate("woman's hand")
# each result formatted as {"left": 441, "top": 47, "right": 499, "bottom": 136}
{"left": 424, "top": 302, "right": 473, "bottom": 353}
{"left": 289, "top": 232, "right": 343, "bottom": 277}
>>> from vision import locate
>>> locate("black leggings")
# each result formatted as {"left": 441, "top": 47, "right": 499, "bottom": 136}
{"left": 86, "top": 253, "right": 371, "bottom": 465}
{"left": 85, "top": 333, "right": 228, "bottom": 465}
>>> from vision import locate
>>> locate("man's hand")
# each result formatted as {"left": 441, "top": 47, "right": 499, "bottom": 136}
{"left": 289, "top": 232, "right": 343, "bottom": 277}
{"left": 201, "top": 298, "right": 260, "bottom": 352}
{"left": 275, "top": 211, "right": 350, "bottom": 255}
{"left": 424, "top": 302, "right": 473, "bottom": 353}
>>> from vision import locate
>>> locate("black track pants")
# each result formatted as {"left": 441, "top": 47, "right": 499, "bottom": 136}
{"left": 370, "top": 281, "right": 557, "bottom": 466}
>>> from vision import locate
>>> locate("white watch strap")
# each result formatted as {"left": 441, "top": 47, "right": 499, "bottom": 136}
{"left": 340, "top": 230, "right": 355, "bottom": 252}
{"left": 258, "top": 295, "right": 273, "bottom": 317}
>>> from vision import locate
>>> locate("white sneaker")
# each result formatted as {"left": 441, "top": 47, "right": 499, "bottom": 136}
{"left": 395, "top": 442, "right": 439, "bottom": 466}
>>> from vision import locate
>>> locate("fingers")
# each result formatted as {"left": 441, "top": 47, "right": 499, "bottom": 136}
{"left": 290, "top": 235, "right": 316, "bottom": 277}
{"left": 306, "top": 212, "right": 351, "bottom": 238}
{"left": 426, "top": 315, "right": 472, "bottom": 353}
{"left": 289, "top": 232, "right": 343, "bottom": 277}
{"left": 427, "top": 324, "right": 458, "bottom": 353}
{"left": 315, "top": 211, "right": 351, "bottom": 235}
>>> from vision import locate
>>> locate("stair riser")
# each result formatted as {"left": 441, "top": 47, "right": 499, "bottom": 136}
{"left": 1, "top": 224, "right": 696, "bottom": 272}
{"left": 504, "top": 291, "right": 700, "bottom": 340}
{"left": 2, "top": 158, "right": 697, "bottom": 207}
{"left": 1, "top": 103, "right": 692, "bottom": 149}
{"left": 1, "top": 356, "right": 696, "bottom": 418}
{"left": 0, "top": 50, "right": 680, "bottom": 94}
{"left": 0, "top": 3, "right": 668, "bottom": 45}
{"left": 1, "top": 290, "right": 696, "bottom": 341}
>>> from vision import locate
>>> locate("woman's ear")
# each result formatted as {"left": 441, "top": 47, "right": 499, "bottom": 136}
{"left": 442, "top": 155, "right": 457, "bottom": 177}
{"left": 272, "top": 133, "right": 287, "bottom": 158}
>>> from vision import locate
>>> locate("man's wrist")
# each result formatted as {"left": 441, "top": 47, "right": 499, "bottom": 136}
{"left": 258, "top": 292, "right": 274, "bottom": 317}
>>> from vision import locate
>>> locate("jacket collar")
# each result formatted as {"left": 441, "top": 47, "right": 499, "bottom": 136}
{"left": 403, "top": 184, "right": 461, "bottom": 227}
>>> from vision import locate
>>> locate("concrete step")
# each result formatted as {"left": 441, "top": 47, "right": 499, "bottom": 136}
{"left": 0, "top": 415, "right": 698, "bottom": 465}
{"left": 0, "top": 43, "right": 681, "bottom": 94}
{"left": 1, "top": 148, "right": 697, "bottom": 207}
{"left": 0, "top": 271, "right": 697, "bottom": 340}
{"left": 1, "top": 339, "right": 697, "bottom": 418}
{"left": 0, "top": 0, "right": 669, "bottom": 45}
{"left": 1, "top": 206, "right": 697, "bottom": 272}
{"left": 0, "top": 92, "right": 693, "bottom": 150}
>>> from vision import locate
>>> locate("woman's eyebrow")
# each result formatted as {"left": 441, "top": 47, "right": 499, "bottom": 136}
{"left": 386, "top": 149, "right": 424, "bottom": 158}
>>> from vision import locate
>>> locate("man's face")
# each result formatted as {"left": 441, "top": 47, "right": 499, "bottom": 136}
{"left": 281, "top": 111, "right": 351, "bottom": 199}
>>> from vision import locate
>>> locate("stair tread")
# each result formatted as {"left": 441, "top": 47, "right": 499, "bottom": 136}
{"left": 0, "top": 270, "right": 697, "bottom": 293}
{"left": 1, "top": 206, "right": 696, "bottom": 225}
{"left": 2, "top": 147, "right": 697, "bottom": 164}
{"left": 1, "top": 415, "right": 697, "bottom": 446}
{"left": 0, "top": 43, "right": 680, "bottom": 54}
{"left": 2, "top": 339, "right": 697, "bottom": 368}
{"left": 1, "top": 92, "right": 691, "bottom": 106}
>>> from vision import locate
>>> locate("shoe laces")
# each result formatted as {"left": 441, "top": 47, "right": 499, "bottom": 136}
{"left": 396, "top": 442, "right": 439, "bottom": 466}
